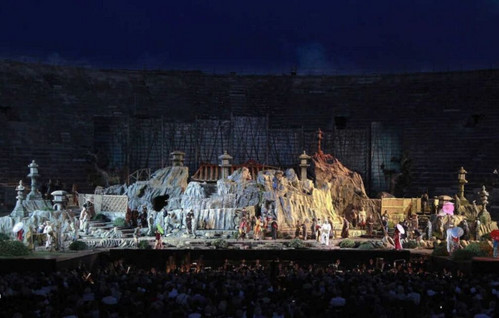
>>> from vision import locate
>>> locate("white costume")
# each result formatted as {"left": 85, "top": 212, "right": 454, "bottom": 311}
{"left": 359, "top": 210, "right": 367, "bottom": 227}
{"left": 79, "top": 208, "right": 89, "bottom": 234}
{"left": 147, "top": 211, "right": 155, "bottom": 236}
{"left": 43, "top": 223, "right": 53, "bottom": 249}
{"left": 164, "top": 213, "right": 171, "bottom": 233}
{"left": 191, "top": 213, "right": 197, "bottom": 237}
{"left": 321, "top": 221, "right": 332, "bottom": 245}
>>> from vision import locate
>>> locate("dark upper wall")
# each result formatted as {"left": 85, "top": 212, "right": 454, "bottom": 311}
{"left": 1, "top": 60, "right": 499, "bottom": 207}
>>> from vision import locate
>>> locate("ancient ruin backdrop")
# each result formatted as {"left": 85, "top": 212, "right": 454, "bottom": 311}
{"left": 1, "top": 60, "right": 499, "bottom": 212}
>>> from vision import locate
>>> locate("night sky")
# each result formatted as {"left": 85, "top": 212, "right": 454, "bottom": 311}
{"left": 1, "top": 0, "right": 499, "bottom": 74}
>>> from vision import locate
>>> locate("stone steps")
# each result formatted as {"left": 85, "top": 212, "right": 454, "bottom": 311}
{"left": 120, "top": 228, "right": 135, "bottom": 238}
{"left": 85, "top": 221, "right": 139, "bottom": 239}
{"left": 88, "top": 221, "right": 114, "bottom": 231}
{"left": 192, "top": 229, "right": 237, "bottom": 239}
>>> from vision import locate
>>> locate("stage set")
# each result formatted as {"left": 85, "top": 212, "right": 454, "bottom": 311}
{"left": 1, "top": 134, "right": 499, "bottom": 318}
{"left": 1, "top": 131, "right": 498, "bottom": 275}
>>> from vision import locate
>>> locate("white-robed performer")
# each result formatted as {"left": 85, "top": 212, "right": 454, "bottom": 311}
{"left": 321, "top": 220, "right": 332, "bottom": 246}
{"left": 43, "top": 222, "right": 54, "bottom": 249}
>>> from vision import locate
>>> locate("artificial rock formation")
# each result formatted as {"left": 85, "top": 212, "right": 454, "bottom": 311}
{"left": 173, "top": 166, "right": 340, "bottom": 233}
{"left": 0, "top": 149, "right": 380, "bottom": 241}
{"left": 118, "top": 161, "right": 342, "bottom": 235}
{"left": 125, "top": 166, "right": 189, "bottom": 211}
{"left": 0, "top": 209, "right": 77, "bottom": 245}
{"left": 313, "top": 152, "right": 376, "bottom": 219}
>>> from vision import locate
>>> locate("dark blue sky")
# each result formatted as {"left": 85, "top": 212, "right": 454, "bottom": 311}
{"left": 1, "top": 0, "right": 499, "bottom": 74}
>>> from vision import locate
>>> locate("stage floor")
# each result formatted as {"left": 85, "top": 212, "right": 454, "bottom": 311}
{"left": 1, "top": 238, "right": 496, "bottom": 274}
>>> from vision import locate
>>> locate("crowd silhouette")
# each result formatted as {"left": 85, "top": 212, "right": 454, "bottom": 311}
{"left": 1, "top": 256, "right": 498, "bottom": 317}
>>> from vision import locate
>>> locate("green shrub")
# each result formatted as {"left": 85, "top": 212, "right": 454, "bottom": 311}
{"left": 287, "top": 238, "right": 306, "bottom": 249}
{"left": 452, "top": 249, "right": 476, "bottom": 261}
{"left": 432, "top": 245, "right": 449, "bottom": 257}
{"left": 69, "top": 240, "right": 88, "bottom": 251}
{"left": 358, "top": 242, "right": 374, "bottom": 250}
{"left": 138, "top": 240, "right": 151, "bottom": 250}
{"left": 450, "top": 241, "right": 492, "bottom": 261}
{"left": 339, "top": 239, "right": 356, "bottom": 248}
{"left": 464, "top": 242, "right": 492, "bottom": 257}
{"left": 464, "top": 242, "right": 481, "bottom": 255}
{"left": 0, "top": 233, "right": 10, "bottom": 241}
{"left": 212, "top": 238, "right": 229, "bottom": 249}
{"left": 93, "top": 213, "right": 109, "bottom": 222}
{"left": 0, "top": 240, "right": 31, "bottom": 256}
{"left": 403, "top": 240, "right": 418, "bottom": 249}
{"left": 113, "top": 217, "right": 127, "bottom": 227}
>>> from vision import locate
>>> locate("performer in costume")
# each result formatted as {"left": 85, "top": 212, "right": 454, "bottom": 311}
{"left": 321, "top": 220, "right": 332, "bottom": 246}
{"left": 394, "top": 227, "right": 402, "bottom": 250}
{"left": 154, "top": 229, "right": 163, "bottom": 249}
{"left": 238, "top": 217, "right": 247, "bottom": 240}
{"left": 295, "top": 220, "right": 301, "bottom": 238}
{"left": 253, "top": 216, "right": 262, "bottom": 240}
{"left": 43, "top": 222, "right": 54, "bottom": 250}
{"left": 271, "top": 219, "right": 278, "bottom": 240}
{"left": 341, "top": 218, "right": 349, "bottom": 238}
{"left": 494, "top": 237, "right": 499, "bottom": 258}
{"left": 302, "top": 220, "right": 308, "bottom": 240}
{"left": 16, "top": 228, "right": 24, "bottom": 241}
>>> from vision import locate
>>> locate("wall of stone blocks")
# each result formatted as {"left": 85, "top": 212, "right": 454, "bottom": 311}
{"left": 1, "top": 61, "right": 499, "bottom": 212}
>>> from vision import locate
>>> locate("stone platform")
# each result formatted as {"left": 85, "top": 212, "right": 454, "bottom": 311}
{"left": 0, "top": 246, "right": 411, "bottom": 273}
{"left": 5, "top": 237, "right": 497, "bottom": 274}
{"left": 471, "top": 256, "right": 499, "bottom": 274}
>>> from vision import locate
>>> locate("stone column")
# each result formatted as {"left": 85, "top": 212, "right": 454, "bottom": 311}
{"left": 11, "top": 180, "right": 27, "bottom": 218}
{"left": 299, "top": 151, "right": 311, "bottom": 181}
{"left": 170, "top": 151, "right": 185, "bottom": 167}
{"left": 27, "top": 160, "right": 42, "bottom": 200}
{"left": 219, "top": 151, "right": 233, "bottom": 179}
